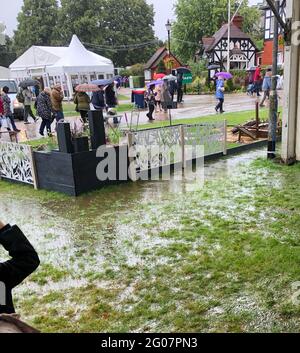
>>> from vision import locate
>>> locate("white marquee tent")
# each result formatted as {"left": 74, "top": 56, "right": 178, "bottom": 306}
{"left": 0, "top": 66, "right": 10, "bottom": 79}
{"left": 9, "top": 35, "right": 114, "bottom": 98}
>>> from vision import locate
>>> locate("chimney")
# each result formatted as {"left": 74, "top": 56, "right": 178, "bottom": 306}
{"left": 232, "top": 15, "right": 244, "bottom": 30}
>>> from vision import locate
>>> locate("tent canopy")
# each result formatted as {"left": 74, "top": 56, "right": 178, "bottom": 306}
{"left": 47, "top": 35, "right": 114, "bottom": 75}
{"left": 9, "top": 35, "right": 114, "bottom": 75}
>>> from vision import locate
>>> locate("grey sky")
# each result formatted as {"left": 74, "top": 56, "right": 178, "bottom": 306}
{"left": 0, "top": 0, "right": 260, "bottom": 40}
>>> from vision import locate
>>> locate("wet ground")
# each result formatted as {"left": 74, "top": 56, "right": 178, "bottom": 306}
{"left": 0, "top": 91, "right": 283, "bottom": 143}
{"left": 0, "top": 146, "right": 300, "bottom": 332}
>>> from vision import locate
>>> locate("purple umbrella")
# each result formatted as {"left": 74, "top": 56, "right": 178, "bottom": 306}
{"left": 216, "top": 72, "right": 233, "bottom": 80}
{"left": 147, "top": 80, "right": 164, "bottom": 87}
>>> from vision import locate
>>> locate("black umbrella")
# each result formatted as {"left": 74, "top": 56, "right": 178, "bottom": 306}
{"left": 207, "top": 64, "right": 220, "bottom": 70}
{"left": 19, "top": 79, "right": 39, "bottom": 88}
{"left": 176, "top": 67, "right": 192, "bottom": 74}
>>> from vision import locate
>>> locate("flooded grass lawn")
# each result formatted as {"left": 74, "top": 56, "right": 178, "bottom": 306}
{"left": 0, "top": 149, "right": 300, "bottom": 332}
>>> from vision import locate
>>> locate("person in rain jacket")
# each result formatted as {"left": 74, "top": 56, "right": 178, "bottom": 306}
{"left": 260, "top": 68, "right": 272, "bottom": 107}
{"left": 215, "top": 77, "right": 225, "bottom": 114}
{"left": 0, "top": 220, "right": 40, "bottom": 315}
{"left": 36, "top": 88, "right": 53, "bottom": 137}
{"left": 22, "top": 87, "right": 37, "bottom": 124}
{"left": 1, "top": 87, "right": 20, "bottom": 132}
{"left": 74, "top": 91, "right": 90, "bottom": 123}
{"left": 91, "top": 86, "right": 106, "bottom": 111}
{"left": 51, "top": 84, "right": 64, "bottom": 122}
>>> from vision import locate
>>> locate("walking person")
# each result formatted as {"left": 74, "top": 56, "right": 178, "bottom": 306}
{"left": 154, "top": 84, "right": 163, "bottom": 113}
{"left": 74, "top": 91, "right": 90, "bottom": 123}
{"left": 23, "top": 87, "right": 37, "bottom": 124}
{"left": 215, "top": 77, "right": 225, "bottom": 114}
{"left": 253, "top": 65, "right": 262, "bottom": 97}
{"left": 0, "top": 220, "right": 40, "bottom": 315}
{"left": 161, "top": 79, "right": 172, "bottom": 113}
{"left": 105, "top": 83, "right": 119, "bottom": 124}
{"left": 1, "top": 87, "right": 20, "bottom": 132}
{"left": 260, "top": 68, "right": 272, "bottom": 107}
{"left": 36, "top": 88, "right": 53, "bottom": 137}
{"left": 145, "top": 84, "right": 156, "bottom": 121}
{"left": 51, "top": 84, "right": 64, "bottom": 122}
{"left": 177, "top": 73, "right": 184, "bottom": 103}
{"left": 91, "top": 86, "right": 106, "bottom": 111}
{"left": 168, "top": 79, "right": 177, "bottom": 103}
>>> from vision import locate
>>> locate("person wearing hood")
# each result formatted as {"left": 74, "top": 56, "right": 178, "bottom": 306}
{"left": 36, "top": 88, "right": 53, "bottom": 137}
{"left": 51, "top": 84, "right": 64, "bottom": 122}
{"left": 74, "top": 91, "right": 90, "bottom": 123}
{"left": 0, "top": 220, "right": 40, "bottom": 315}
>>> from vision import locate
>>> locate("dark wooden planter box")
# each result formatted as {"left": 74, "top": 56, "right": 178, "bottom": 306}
{"left": 72, "top": 137, "right": 89, "bottom": 153}
{"left": 34, "top": 145, "right": 129, "bottom": 196}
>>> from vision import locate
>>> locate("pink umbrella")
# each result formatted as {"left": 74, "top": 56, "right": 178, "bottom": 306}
{"left": 75, "top": 84, "right": 101, "bottom": 92}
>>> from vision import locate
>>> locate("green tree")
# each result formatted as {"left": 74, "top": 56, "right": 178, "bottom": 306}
{"left": 0, "top": 36, "right": 16, "bottom": 67}
{"left": 172, "top": 0, "right": 262, "bottom": 63}
{"left": 13, "top": 0, "right": 59, "bottom": 56}
{"left": 55, "top": 0, "right": 157, "bottom": 67}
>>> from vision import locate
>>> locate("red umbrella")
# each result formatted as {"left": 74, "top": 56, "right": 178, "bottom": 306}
{"left": 154, "top": 73, "right": 166, "bottom": 80}
{"left": 75, "top": 84, "right": 101, "bottom": 92}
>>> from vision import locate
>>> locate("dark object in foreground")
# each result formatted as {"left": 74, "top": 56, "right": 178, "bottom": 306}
{"left": 0, "top": 225, "right": 40, "bottom": 314}
{"left": 0, "top": 314, "right": 39, "bottom": 333}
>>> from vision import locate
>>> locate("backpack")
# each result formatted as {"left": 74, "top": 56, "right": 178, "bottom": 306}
{"left": 16, "top": 90, "right": 25, "bottom": 103}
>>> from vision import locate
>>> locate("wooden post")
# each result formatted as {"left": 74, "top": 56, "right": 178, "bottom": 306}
{"left": 127, "top": 132, "right": 137, "bottom": 182}
{"left": 281, "top": 0, "right": 300, "bottom": 162}
{"left": 29, "top": 146, "right": 38, "bottom": 190}
{"left": 223, "top": 120, "right": 228, "bottom": 155}
{"left": 256, "top": 101, "right": 260, "bottom": 139}
{"left": 180, "top": 125, "right": 186, "bottom": 169}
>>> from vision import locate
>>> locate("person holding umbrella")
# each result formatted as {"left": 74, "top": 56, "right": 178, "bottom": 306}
{"left": 91, "top": 86, "right": 106, "bottom": 111}
{"left": 145, "top": 84, "right": 156, "bottom": 121}
{"left": 22, "top": 86, "right": 37, "bottom": 124}
{"left": 74, "top": 90, "right": 90, "bottom": 124}
{"left": 215, "top": 76, "right": 226, "bottom": 114}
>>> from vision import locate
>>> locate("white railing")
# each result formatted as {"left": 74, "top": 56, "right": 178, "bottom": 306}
{"left": 0, "top": 141, "right": 38, "bottom": 189}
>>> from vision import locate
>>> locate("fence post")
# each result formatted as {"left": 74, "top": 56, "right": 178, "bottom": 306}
{"left": 29, "top": 146, "right": 38, "bottom": 190}
{"left": 223, "top": 120, "right": 228, "bottom": 156}
{"left": 180, "top": 125, "right": 186, "bottom": 169}
{"left": 127, "top": 132, "right": 137, "bottom": 182}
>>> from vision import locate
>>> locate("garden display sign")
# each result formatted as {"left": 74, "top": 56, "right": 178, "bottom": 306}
{"left": 183, "top": 73, "right": 193, "bottom": 85}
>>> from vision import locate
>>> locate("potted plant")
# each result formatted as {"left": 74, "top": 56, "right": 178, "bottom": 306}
{"left": 70, "top": 120, "right": 89, "bottom": 153}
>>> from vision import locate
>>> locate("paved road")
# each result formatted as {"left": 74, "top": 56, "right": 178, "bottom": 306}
{"left": 5, "top": 92, "right": 282, "bottom": 143}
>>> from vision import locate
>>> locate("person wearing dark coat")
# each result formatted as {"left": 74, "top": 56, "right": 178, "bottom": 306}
{"left": 0, "top": 221, "right": 40, "bottom": 315}
{"left": 105, "top": 84, "right": 118, "bottom": 123}
{"left": 36, "top": 88, "right": 53, "bottom": 137}
{"left": 91, "top": 86, "right": 106, "bottom": 111}
{"left": 105, "top": 84, "right": 118, "bottom": 108}
{"left": 177, "top": 73, "right": 184, "bottom": 103}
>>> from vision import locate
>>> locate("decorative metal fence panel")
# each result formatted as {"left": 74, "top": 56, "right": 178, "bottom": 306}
{"left": 128, "top": 121, "right": 227, "bottom": 177}
{"left": 130, "top": 126, "right": 183, "bottom": 173}
{"left": 184, "top": 121, "right": 226, "bottom": 156}
{"left": 0, "top": 141, "right": 37, "bottom": 188}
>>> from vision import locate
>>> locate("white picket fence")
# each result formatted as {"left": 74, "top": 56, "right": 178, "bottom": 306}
{"left": 0, "top": 141, "right": 38, "bottom": 188}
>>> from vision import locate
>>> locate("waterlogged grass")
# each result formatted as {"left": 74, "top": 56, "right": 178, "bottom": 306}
{"left": 140, "top": 108, "right": 281, "bottom": 130}
{"left": 0, "top": 151, "right": 300, "bottom": 332}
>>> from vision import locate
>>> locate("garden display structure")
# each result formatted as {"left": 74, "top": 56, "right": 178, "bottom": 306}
{"left": 34, "top": 110, "right": 128, "bottom": 196}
